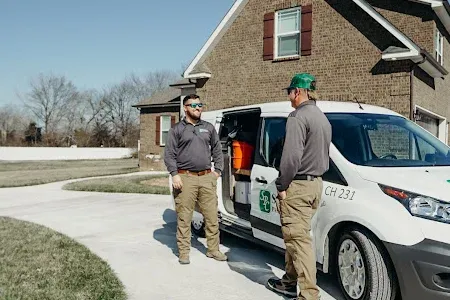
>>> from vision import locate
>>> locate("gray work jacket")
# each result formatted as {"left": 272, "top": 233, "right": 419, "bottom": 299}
{"left": 275, "top": 100, "right": 332, "bottom": 192}
{"left": 164, "top": 118, "right": 223, "bottom": 176}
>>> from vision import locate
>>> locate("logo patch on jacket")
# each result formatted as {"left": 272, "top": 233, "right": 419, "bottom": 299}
{"left": 199, "top": 129, "right": 209, "bottom": 133}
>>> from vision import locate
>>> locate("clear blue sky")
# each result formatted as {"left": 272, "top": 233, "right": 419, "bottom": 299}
{"left": 0, "top": 0, "right": 234, "bottom": 105}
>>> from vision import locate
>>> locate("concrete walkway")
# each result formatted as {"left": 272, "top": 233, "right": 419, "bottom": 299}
{"left": 0, "top": 173, "right": 344, "bottom": 300}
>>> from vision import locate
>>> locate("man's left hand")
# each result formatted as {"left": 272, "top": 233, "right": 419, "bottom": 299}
{"left": 213, "top": 171, "right": 220, "bottom": 178}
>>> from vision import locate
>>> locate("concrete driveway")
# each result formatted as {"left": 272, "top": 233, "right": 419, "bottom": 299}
{"left": 0, "top": 173, "right": 345, "bottom": 300}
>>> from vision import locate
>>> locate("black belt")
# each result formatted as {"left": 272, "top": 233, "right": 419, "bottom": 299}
{"left": 178, "top": 169, "right": 211, "bottom": 176}
{"left": 293, "top": 174, "right": 320, "bottom": 181}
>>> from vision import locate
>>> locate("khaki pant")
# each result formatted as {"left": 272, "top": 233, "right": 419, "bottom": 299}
{"left": 280, "top": 178, "right": 323, "bottom": 300}
{"left": 174, "top": 172, "right": 220, "bottom": 256}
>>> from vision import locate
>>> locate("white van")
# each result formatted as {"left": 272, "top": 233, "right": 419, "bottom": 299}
{"left": 170, "top": 100, "right": 450, "bottom": 300}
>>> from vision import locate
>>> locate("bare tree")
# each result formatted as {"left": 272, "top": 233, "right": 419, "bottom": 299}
{"left": 103, "top": 70, "right": 180, "bottom": 147}
{"left": 22, "top": 73, "right": 79, "bottom": 144}
{"left": 103, "top": 81, "right": 138, "bottom": 147}
{"left": 0, "top": 103, "right": 32, "bottom": 145}
{"left": 128, "top": 70, "right": 179, "bottom": 101}
{"left": 72, "top": 89, "right": 109, "bottom": 146}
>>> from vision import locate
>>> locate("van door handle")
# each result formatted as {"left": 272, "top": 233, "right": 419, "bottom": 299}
{"left": 256, "top": 177, "right": 267, "bottom": 184}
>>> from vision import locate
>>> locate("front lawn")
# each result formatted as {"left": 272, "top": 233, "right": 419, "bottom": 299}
{"left": 0, "top": 217, "right": 127, "bottom": 300}
{"left": 0, "top": 159, "right": 139, "bottom": 188}
{"left": 62, "top": 174, "right": 170, "bottom": 195}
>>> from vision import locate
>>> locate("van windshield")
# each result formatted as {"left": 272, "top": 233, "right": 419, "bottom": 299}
{"left": 326, "top": 113, "right": 450, "bottom": 167}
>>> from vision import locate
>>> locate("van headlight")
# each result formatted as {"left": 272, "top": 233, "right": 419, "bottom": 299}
{"left": 379, "top": 184, "right": 450, "bottom": 224}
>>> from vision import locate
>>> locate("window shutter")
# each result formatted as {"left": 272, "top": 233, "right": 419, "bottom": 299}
{"left": 171, "top": 116, "right": 176, "bottom": 127}
{"left": 301, "top": 5, "right": 312, "bottom": 56}
{"left": 263, "top": 12, "right": 275, "bottom": 61}
{"left": 155, "top": 116, "right": 161, "bottom": 145}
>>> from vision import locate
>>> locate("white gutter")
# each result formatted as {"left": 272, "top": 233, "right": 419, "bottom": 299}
{"left": 409, "top": 0, "right": 443, "bottom": 4}
{"left": 184, "top": 72, "right": 211, "bottom": 79}
{"left": 409, "top": 0, "right": 450, "bottom": 33}
{"left": 352, "top": 0, "right": 420, "bottom": 56}
{"left": 354, "top": 0, "right": 447, "bottom": 78}
{"left": 432, "top": 2, "right": 450, "bottom": 33}
{"left": 382, "top": 50, "right": 421, "bottom": 61}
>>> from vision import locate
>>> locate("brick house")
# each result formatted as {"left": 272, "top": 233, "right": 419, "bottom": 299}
{"left": 178, "top": 0, "right": 450, "bottom": 144}
{"left": 133, "top": 86, "right": 181, "bottom": 170}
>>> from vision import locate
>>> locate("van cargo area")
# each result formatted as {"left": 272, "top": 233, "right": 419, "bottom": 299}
{"left": 219, "top": 109, "right": 260, "bottom": 221}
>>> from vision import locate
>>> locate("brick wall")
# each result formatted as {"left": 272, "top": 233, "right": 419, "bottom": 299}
{"left": 370, "top": 0, "right": 435, "bottom": 54}
{"left": 138, "top": 112, "right": 179, "bottom": 170}
{"left": 195, "top": 0, "right": 418, "bottom": 118}
{"left": 413, "top": 23, "right": 450, "bottom": 144}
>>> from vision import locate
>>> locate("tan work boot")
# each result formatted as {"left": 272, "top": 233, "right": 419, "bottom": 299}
{"left": 178, "top": 254, "right": 190, "bottom": 265}
{"left": 206, "top": 250, "right": 228, "bottom": 261}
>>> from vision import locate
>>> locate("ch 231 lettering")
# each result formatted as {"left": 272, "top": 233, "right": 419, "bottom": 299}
{"left": 325, "top": 186, "right": 355, "bottom": 200}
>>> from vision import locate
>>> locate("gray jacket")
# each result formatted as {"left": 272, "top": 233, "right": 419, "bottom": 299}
{"left": 164, "top": 118, "right": 223, "bottom": 176}
{"left": 275, "top": 100, "right": 332, "bottom": 192}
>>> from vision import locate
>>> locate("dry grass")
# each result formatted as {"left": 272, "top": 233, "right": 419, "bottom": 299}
{"left": 62, "top": 174, "right": 170, "bottom": 195}
{"left": 0, "top": 217, "right": 127, "bottom": 300}
{"left": 0, "top": 159, "right": 139, "bottom": 188}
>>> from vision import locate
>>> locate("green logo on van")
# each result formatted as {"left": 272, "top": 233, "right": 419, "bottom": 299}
{"left": 259, "top": 190, "right": 271, "bottom": 213}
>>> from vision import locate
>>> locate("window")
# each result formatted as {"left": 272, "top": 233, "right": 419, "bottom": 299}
{"left": 327, "top": 113, "right": 450, "bottom": 167}
{"left": 263, "top": 5, "right": 311, "bottom": 61}
{"left": 275, "top": 8, "right": 301, "bottom": 58}
{"left": 259, "top": 117, "right": 347, "bottom": 185}
{"left": 415, "top": 106, "right": 448, "bottom": 143}
{"left": 416, "top": 110, "right": 439, "bottom": 137}
{"left": 323, "top": 160, "right": 347, "bottom": 186}
{"left": 261, "top": 118, "right": 287, "bottom": 168}
{"left": 160, "top": 115, "right": 171, "bottom": 146}
{"left": 436, "top": 30, "right": 444, "bottom": 65}
{"left": 367, "top": 123, "right": 411, "bottom": 160}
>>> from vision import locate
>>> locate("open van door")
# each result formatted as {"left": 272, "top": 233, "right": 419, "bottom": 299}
{"left": 249, "top": 117, "right": 287, "bottom": 249}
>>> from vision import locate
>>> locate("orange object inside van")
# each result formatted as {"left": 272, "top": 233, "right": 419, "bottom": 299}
{"left": 232, "top": 140, "right": 254, "bottom": 170}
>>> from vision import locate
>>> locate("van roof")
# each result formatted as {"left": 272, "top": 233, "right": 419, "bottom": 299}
{"left": 203, "top": 100, "right": 404, "bottom": 117}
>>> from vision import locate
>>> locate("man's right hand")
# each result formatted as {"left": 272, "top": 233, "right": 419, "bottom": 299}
{"left": 172, "top": 175, "right": 183, "bottom": 190}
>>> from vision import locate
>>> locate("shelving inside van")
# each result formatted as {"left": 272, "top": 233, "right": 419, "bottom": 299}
{"left": 218, "top": 108, "right": 261, "bottom": 221}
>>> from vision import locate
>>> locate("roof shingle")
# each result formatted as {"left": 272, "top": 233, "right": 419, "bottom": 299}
{"left": 134, "top": 87, "right": 181, "bottom": 107}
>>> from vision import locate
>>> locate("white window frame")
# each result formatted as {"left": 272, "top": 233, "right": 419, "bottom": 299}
{"left": 274, "top": 7, "right": 301, "bottom": 59}
{"left": 436, "top": 30, "right": 444, "bottom": 66}
{"left": 160, "top": 115, "right": 171, "bottom": 146}
{"left": 415, "top": 105, "right": 448, "bottom": 144}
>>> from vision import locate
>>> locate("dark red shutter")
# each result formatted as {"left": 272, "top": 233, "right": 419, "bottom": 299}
{"left": 301, "top": 4, "right": 312, "bottom": 56}
{"left": 155, "top": 116, "right": 160, "bottom": 145}
{"left": 171, "top": 116, "right": 175, "bottom": 127}
{"left": 263, "top": 12, "right": 275, "bottom": 61}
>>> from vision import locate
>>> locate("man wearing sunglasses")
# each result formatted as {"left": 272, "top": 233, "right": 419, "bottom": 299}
{"left": 164, "top": 94, "right": 227, "bottom": 265}
{"left": 267, "top": 73, "right": 331, "bottom": 300}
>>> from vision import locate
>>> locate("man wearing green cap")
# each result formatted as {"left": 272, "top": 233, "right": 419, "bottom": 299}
{"left": 267, "top": 73, "right": 332, "bottom": 300}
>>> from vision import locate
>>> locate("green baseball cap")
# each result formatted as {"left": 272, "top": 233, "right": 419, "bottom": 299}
{"left": 284, "top": 73, "right": 317, "bottom": 91}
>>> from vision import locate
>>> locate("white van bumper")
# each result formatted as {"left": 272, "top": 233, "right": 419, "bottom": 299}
{"left": 383, "top": 218, "right": 450, "bottom": 300}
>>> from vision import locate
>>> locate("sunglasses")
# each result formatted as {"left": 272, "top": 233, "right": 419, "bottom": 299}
{"left": 287, "top": 88, "right": 296, "bottom": 95}
{"left": 185, "top": 103, "right": 204, "bottom": 109}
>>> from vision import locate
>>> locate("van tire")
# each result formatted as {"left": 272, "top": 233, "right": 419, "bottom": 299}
{"left": 336, "top": 228, "right": 397, "bottom": 300}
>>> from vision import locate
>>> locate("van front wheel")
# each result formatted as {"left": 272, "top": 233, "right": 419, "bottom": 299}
{"left": 336, "top": 228, "right": 397, "bottom": 300}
